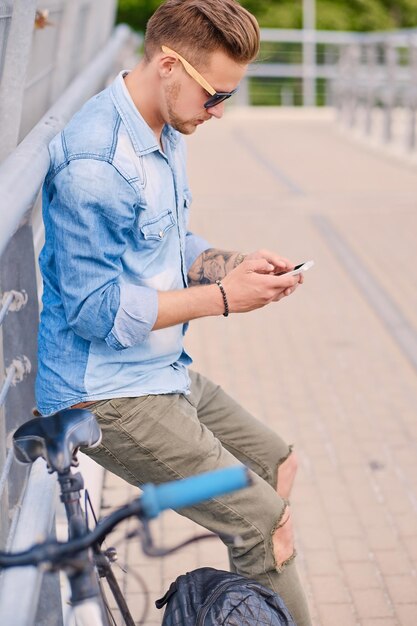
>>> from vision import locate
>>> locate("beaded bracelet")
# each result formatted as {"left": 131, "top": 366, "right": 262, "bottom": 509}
{"left": 215, "top": 279, "right": 229, "bottom": 317}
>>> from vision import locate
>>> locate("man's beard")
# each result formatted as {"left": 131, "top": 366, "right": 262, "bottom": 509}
{"left": 166, "top": 82, "right": 203, "bottom": 135}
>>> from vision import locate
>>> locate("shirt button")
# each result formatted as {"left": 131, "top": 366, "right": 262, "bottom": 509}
{"left": 159, "top": 230, "right": 164, "bottom": 238}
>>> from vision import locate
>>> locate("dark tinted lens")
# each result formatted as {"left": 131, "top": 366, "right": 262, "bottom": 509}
{"left": 204, "top": 92, "right": 232, "bottom": 109}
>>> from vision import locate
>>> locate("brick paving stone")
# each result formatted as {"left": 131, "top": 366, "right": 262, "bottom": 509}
{"left": 335, "top": 537, "right": 374, "bottom": 562}
{"left": 310, "top": 574, "right": 351, "bottom": 604}
{"left": 351, "top": 589, "right": 395, "bottom": 619}
{"left": 374, "top": 550, "right": 415, "bottom": 576}
{"left": 396, "top": 602, "right": 417, "bottom": 626}
{"left": 384, "top": 575, "right": 417, "bottom": 604}
{"left": 297, "top": 524, "right": 335, "bottom": 550}
{"left": 359, "top": 506, "right": 398, "bottom": 528}
{"left": 327, "top": 514, "right": 365, "bottom": 539}
{"left": 395, "top": 515, "right": 417, "bottom": 538}
{"left": 365, "top": 527, "right": 404, "bottom": 552}
{"left": 400, "top": 537, "right": 417, "bottom": 562}
{"left": 319, "top": 491, "right": 357, "bottom": 517}
{"left": 377, "top": 479, "right": 417, "bottom": 515}
{"left": 296, "top": 500, "right": 328, "bottom": 526}
{"left": 343, "top": 561, "right": 382, "bottom": 590}
{"left": 395, "top": 604, "right": 417, "bottom": 626}
{"left": 318, "top": 603, "right": 358, "bottom": 626}
{"left": 303, "top": 549, "right": 342, "bottom": 576}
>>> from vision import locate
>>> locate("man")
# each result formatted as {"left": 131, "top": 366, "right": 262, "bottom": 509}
{"left": 36, "top": 1, "right": 311, "bottom": 624}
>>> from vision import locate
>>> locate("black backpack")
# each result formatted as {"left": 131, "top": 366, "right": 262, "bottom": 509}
{"left": 155, "top": 567, "right": 296, "bottom": 625}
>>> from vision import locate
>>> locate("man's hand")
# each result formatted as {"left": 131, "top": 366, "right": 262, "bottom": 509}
{"left": 221, "top": 257, "right": 302, "bottom": 313}
{"left": 155, "top": 248, "right": 304, "bottom": 331}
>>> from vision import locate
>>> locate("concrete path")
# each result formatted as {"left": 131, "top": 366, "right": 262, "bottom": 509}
{"left": 99, "top": 107, "right": 417, "bottom": 625}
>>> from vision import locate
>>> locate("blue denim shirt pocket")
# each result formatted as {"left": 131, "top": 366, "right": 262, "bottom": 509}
{"left": 140, "top": 209, "right": 176, "bottom": 241}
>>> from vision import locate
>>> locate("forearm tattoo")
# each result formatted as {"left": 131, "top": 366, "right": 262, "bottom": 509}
{"left": 188, "top": 249, "right": 246, "bottom": 286}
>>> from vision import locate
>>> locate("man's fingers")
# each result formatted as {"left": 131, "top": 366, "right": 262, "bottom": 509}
{"left": 245, "top": 258, "right": 275, "bottom": 273}
{"left": 273, "top": 256, "right": 292, "bottom": 271}
{"left": 247, "top": 250, "right": 293, "bottom": 272}
{"left": 270, "top": 282, "right": 300, "bottom": 302}
{"left": 266, "top": 273, "right": 299, "bottom": 288}
{"left": 272, "top": 288, "right": 294, "bottom": 302}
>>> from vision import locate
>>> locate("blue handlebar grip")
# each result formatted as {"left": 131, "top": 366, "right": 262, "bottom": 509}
{"left": 140, "top": 466, "right": 251, "bottom": 519}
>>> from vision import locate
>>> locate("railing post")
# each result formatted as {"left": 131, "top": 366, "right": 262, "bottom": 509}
{"left": 97, "top": 0, "right": 118, "bottom": 50}
{"left": 0, "top": 0, "right": 37, "bottom": 161}
{"left": 347, "top": 43, "right": 361, "bottom": 129}
{"left": 302, "top": 0, "right": 316, "bottom": 106}
{"left": 324, "top": 45, "right": 337, "bottom": 105}
{"left": 235, "top": 77, "right": 250, "bottom": 106}
{"left": 335, "top": 44, "right": 349, "bottom": 124}
{"left": 383, "top": 41, "right": 397, "bottom": 144}
{"left": 406, "top": 39, "right": 417, "bottom": 152}
{"left": 364, "top": 44, "right": 377, "bottom": 136}
{"left": 49, "top": 0, "right": 83, "bottom": 102}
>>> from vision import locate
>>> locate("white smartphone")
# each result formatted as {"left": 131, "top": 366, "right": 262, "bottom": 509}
{"left": 278, "top": 260, "right": 315, "bottom": 276}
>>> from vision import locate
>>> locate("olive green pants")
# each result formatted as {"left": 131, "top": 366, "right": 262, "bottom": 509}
{"left": 82, "top": 371, "right": 311, "bottom": 626}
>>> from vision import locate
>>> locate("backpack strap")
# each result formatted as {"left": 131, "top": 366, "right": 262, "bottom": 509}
{"left": 155, "top": 580, "right": 178, "bottom": 609}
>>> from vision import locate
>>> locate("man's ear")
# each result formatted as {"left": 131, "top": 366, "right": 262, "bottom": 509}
{"left": 158, "top": 52, "right": 177, "bottom": 78}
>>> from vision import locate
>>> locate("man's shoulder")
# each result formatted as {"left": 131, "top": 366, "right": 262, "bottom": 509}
{"left": 49, "top": 86, "right": 120, "bottom": 166}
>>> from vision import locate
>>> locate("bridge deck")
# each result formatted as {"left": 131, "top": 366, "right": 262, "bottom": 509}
{"left": 100, "top": 107, "right": 417, "bottom": 626}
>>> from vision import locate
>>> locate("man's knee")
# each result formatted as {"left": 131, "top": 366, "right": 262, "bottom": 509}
{"left": 231, "top": 498, "right": 296, "bottom": 578}
{"left": 272, "top": 503, "right": 296, "bottom": 572}
{"left": 276, "top": 449, "right": 298, "bottom": 499}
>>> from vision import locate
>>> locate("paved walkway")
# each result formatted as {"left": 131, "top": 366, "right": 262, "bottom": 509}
{"left": 99, "top": 107, "right": 417, "bottom": 625}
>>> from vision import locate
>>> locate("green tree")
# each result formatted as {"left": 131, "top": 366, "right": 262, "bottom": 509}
{"left": 116, "top": 0, "right": 162, "bottom": 32}
{"left": 116, "top": 0, "right": 270, "bottom": 33}
{"left": 116, "top": 0, "right": 417, "bottom": 33}
{"left": 258, "top": 0, "right": 417, "bottom": 31}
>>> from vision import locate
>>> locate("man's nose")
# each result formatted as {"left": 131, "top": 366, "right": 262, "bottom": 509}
{"left": 207, "top": 101, "right": 225, "bottom": 119}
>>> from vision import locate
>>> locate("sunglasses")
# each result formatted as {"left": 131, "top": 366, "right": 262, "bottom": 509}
{"left": 161, "top": 45, "right": 238, "bottom": 109}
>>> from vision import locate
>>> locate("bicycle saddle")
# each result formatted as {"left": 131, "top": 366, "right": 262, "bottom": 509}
{"left": 13, "top": 408, "right": 102, "bottom": 473}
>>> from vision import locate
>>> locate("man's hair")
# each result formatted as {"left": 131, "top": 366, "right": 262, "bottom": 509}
{"left": 144, "top": 0, "right": 260, "bottom": 66}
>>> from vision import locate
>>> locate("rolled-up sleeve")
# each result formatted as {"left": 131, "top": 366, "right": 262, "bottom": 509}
{"left": 105, "top": 283, "right": 158, "bottom": 350}
{"left": 47, "top": 158, "right": 157, "bottom": 350}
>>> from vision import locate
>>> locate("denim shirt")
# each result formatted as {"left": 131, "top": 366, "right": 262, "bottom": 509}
{"left": 36, "top": 71, "right": 210, "bottom": 415}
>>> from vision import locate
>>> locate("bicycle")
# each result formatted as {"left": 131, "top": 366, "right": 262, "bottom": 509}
{"left": 0, "top": 408, "right": 252, "bottom": 625}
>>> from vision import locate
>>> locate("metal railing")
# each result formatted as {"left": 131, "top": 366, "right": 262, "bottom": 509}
{"left": 237, "top": 27, "right": 417, "bottom": 156}
{"left": 0, "top": 1, "right": 139, "bottom": 622}
{"left": 334, "top": 29, "right": 417, "bottom": 155}
{"left": 238, "top": 28, "right": 359, "bottom": 107}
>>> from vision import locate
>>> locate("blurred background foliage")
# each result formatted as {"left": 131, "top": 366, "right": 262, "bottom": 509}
{"left": 116, "top": 0, "right": 417, "bottom": 33}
